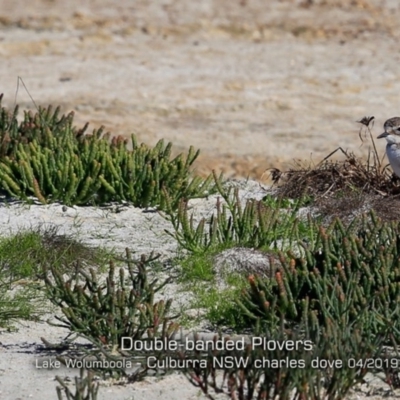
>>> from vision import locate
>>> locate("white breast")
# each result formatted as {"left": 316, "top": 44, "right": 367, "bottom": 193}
{"left": 386, "top": 143, "right": 400, "bottom": 177}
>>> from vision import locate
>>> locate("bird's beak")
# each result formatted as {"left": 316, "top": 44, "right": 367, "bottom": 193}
{"left": 377, "top": 132, "right": 388, "bottom": 139}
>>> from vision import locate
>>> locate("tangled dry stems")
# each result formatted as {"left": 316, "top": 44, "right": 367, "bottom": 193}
{"left": 269, "top": 116, "right": 400, "bottom": 221}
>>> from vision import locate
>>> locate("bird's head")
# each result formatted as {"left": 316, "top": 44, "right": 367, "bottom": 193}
{"left": 378, "top": 117, "right": 400, "bottom": 144}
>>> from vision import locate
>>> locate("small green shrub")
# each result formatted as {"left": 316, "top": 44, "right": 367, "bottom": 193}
{"left": 0, "top": 95, "right": 216, "bottom": 208}
{"left": 180, "top": 313, "right": 388, "bottom": 400}
{"left": 44, "top": 249, "right": 179, "bottom": 380}
{"left": 238, "top": 211, "right": 400, "bottom": 338}
{"left": 163, "top": 175, "right": 318, "bottom": 254}
{"left": 56, "top": 369, "right": 99, "bottom": 400}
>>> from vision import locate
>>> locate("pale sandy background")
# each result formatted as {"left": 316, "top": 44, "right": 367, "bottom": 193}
{"left": 2, "top": 0, "right": 400, "bottom": 179}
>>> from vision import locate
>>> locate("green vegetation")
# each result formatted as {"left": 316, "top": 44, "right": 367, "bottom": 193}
{"left": 190, "top": 281, "right": 248, "bottom": 329}
{"left": 239, "top": 210, "right": 400, "bottom": 332}
{"left": 44, "top": 249, "right": 179, "bottom": 381}
{"left": 0, "top": 226, "right": 111, "bottom": 327}
{"left": 3, "top": 101, "right": 400, "bottom": 398}
{"left": 0, "top": 225, "right": 111, "bottom": 280}
{"left": 163, "top": 173, "right": 319, "bottom": 254}
{"left": 0, "top": 95, "right": 217, "bottom": 208}
{"left": 179, "top": 253, "right": 248, "bottom": 328}
{"left": 56, "top": 369, "right": 99, "bottom": 400}
{"left": 180, "top": 313, "right": 387, "bottom": 400}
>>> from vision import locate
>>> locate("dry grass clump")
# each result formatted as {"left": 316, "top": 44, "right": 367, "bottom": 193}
{"left": 269, "top": 116, "right": 400, "bottom": 221}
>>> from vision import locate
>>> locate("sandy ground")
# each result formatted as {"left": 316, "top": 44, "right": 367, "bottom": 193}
{"left": 0, "top": 181, "right": 400, "bottom": 400}
{"left": 2, "top": 0, "right": 400, "bottom": 179}
{"left": 0, "top": 181, "right": 398, "bottom": 400}
{"left": 0, "top": 182, "right": 261, "bottom": 400}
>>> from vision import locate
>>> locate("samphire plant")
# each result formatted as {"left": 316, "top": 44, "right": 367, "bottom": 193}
{"left": 163, "top": 187, "right": 400, "bottom": 397}
{"left": 162, "top": 172, "right": 316, "bottom": 254}
{"left": 43, "top": 249, "right": 180, "bottom": 381}
{"left": 56, "top": 369, "right": 99, "bottom": 400}
{"left": 0, "top": 94, "right": 216, "bottom": 208}
{"left": 238, "top": 210, "right": 400, "bottom": 338}
{"left": 179, "top": 312, "right": 390, "bottom": 400}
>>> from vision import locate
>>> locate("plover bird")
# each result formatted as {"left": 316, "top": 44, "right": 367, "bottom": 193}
{"left": 377, "top": 117, "right": 400, "bottom": 177}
